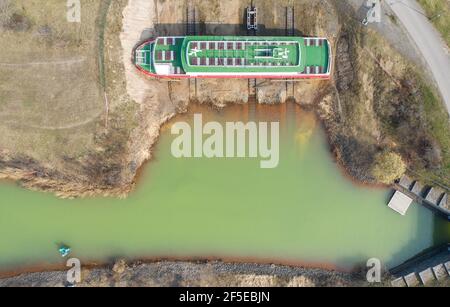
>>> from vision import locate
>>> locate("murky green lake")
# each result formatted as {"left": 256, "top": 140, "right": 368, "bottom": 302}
{"left": 0, "top": 103, "right": 448, "bottom": 271}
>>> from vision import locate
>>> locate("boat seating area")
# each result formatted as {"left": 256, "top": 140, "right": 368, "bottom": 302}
{"left": 157, "top": 37, "right": 177, "bottom": 45}
{"left": 304, "top": 65, "right": 325, "bottom": 74}
{"left": 190, "top": 57, "right": 245, "bottom": 66}
{"left": 250, "top": 61, "right": 292, "bottom": 66}
{"left": 170, "top": 66, "right": 184, "bottom": 75}
{"left": 189, "top": 57, "right": 298, "bottom": 67}
{"left": 156, "top": 50, "right": 175, "bottom": 62}
{"left": 305, "top": 38, "right": 326, "bottom": 47}
{"left": 190, "top": 41, "right": 297, "bottom": 50}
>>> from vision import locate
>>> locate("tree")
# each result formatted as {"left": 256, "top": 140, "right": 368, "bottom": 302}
{"left": 371, "top": 151, "right": 406, "bottom": 184}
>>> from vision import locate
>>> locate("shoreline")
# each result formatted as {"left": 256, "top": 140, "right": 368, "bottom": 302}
{"left": 132, "top": 102, "right": 390, "bottom": 192}
{"left": 0, "top": 259, "right": 367, "bottom": 287}
{"left": 0, "top": 253, "right": 358, "bottom": 280}
{"left": 0, "top": 0, "right": 395, "bottom": 281}
{"left": 314, "top": 111, "right": 390, "bottom": 191}
{"left": 0, "top": 102, "right": 392, "bottom": 279}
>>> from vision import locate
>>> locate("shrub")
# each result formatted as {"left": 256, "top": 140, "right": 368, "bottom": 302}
{"left": 371, "top": 151, "right": 406, "bottom": 184}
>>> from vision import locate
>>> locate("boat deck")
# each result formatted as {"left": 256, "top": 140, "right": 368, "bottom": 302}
{"left": 187, "top": 40, "right": 300, "bottom": 67}
{"left": 135, "top": 35, "right": 331, "bottom": 77}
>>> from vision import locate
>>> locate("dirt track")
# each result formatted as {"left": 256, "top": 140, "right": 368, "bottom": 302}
{"left": 119, "top": 0, "right": 186, "bottom": 177}
{"left": 120, "top": 0, "right": 156, "bottom": 104}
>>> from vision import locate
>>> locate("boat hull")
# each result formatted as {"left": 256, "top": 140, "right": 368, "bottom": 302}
{"left": 134, "top": 37, "right": 332, "bottom": 80}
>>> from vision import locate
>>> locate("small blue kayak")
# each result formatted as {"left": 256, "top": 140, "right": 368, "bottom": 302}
{"left": 58, "top": 246, "right": 71, "bottom": 258}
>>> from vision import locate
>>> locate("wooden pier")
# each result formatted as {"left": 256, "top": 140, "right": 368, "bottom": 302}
{"left": 390, "top": 175, "right": 450, "bottom": 220}
{"left": 390, "top": 244, "right": 450, "bottom": 287}
{"left": 387, "top": 190, "right": 413, "bottom": 216}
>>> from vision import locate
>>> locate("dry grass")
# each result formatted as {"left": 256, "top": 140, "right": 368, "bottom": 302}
{"left": 416, "top": 79, "right": 450, "bottom": 186}
{"left": 0, "top": 0, "right": 447, "bottom": 194}
{"left": 0, "top": 0, "right": 14, "bottom": 27}
{"left": 322, "top": 2, "right": 450, "bottom": 187}
{"left": 363, "top": 30, "right": 450, "bottom": 186}
{"left": 0, "top": 0, "right": 104, "bottom": 166}
{"left": 0, "top": 0, "right": 142, "bottom": 195}
{"left": 417, "top": 0, "right": 450, "bottom": 46}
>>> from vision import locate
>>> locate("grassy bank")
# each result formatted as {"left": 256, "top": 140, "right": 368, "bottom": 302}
{"left": 320, "top": 1, "right": 450, "bottom": 188}
{"left": 417, "top": 0, "right": 450, "bottom": 46}
{"left": 97, "top": 0, "right": 113, "bottom": 90}
{"left": 0, "top": 0, "right": 103, "bottom": 163}
{"left": 416, "top": 80, "right": 450, "bottom": 186}
{"left": 0, "top": 0, "right": 139, "bottom": 196}
{"left": 0, "top": 0, "right": 448, "bottom": 195}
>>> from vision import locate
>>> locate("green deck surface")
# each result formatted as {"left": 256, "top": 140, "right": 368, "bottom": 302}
{"left": 136, "top": 36, "right": 330, "bottom": 75}
{"left": 188, "top": 42, "right": 299, "bottom": 65}
{"left": 135, "top": 42, "right": 154, "bottom": 73}
{"left": 155, "top": 37, "right": 185, "bottom": 68}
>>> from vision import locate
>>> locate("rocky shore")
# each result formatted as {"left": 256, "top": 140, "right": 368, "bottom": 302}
{"left": 0, "top": 260, "right": 367, "bottom": 287}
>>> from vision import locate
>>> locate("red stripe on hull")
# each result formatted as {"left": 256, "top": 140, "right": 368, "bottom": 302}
{"left": 136, "top": 65, "right": 330, "bottom": 80}
{"left": 133, "top": 39, "right": 331, "bottom": 80}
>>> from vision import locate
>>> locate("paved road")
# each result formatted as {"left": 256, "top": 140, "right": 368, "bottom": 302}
{"left": 387, "top": 0, "right": 450, "bottom": 114}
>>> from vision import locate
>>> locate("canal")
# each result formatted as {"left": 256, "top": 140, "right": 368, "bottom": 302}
{"left": 0, "top": 103, "right": 447, "bottom": 272}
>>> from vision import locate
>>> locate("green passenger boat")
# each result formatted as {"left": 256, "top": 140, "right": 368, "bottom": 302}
{"left": 134, "top": 35, "right": 332, "bottom": 79}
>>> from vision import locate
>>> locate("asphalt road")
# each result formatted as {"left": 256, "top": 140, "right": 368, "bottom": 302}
{"left": 387, "top": 0, "right": 450, "bottom": 114}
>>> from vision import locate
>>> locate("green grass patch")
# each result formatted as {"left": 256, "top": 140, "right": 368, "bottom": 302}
{"left": 97, "top": 0, "right": 113, "bottom": 89}
{"left": 418, "top": 80, "right": 450, "bottom": 185}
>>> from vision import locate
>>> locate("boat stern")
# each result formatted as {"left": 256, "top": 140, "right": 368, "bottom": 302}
{"left": 301, "top": 37, "right": 332, "bottom": 79}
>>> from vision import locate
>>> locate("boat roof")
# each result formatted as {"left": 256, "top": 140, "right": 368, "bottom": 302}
{"left": 137, "top": 36, "right": 330, "bottom": 75}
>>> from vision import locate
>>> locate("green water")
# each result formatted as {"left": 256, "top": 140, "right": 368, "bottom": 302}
{"left": 0, "top": 104, "right": 447, "bottom": 271}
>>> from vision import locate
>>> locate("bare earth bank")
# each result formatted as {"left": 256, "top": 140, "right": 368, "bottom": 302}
{"left": 0, "top": 0, "right": 447, "bottom": 196}
{"left": 0, "top": 0, "right": 448, "bottom": 286}
{"left": 0, "top": 260, "right": 369, "bottom": 287}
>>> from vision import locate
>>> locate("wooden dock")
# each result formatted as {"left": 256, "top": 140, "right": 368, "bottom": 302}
{"left": 387, "top": 190, "right": 413, "bottom": 216}
{"left": 390, "top": 244, "right": 450, "bottom": 287}
{"left": 390, "top": 175, "right": 450, "bottom": 219}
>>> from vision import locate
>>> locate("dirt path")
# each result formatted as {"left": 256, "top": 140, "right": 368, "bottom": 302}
{"left": 119, "top": 0, "right": 187, "bottom": 174}
{"left": 120, "top": 0, "right": 156, "bottom": 104}
{"left": 17, "top": 113, "right": 102, "bottom": 131}
{"left": 0, "top": 57, "right": 86, "bottom": 67}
